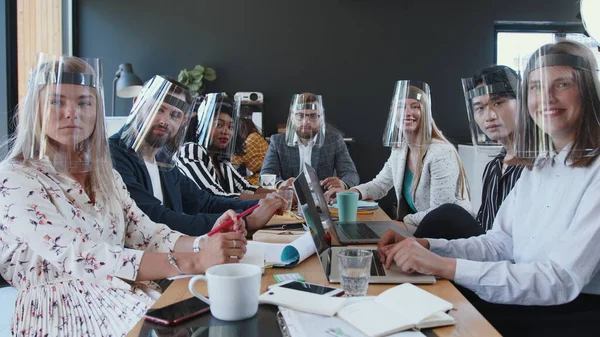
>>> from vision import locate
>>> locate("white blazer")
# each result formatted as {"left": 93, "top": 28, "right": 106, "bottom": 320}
{"left": 354, "top": 141, "right": 472, "bottom": 233}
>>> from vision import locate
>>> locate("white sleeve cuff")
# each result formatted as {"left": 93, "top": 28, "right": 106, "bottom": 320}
{"left": 454, "top": 258, "right": 483, "bottom": 288}
{"left": 427, "top": 238, "right": 450, "bottom": 255}
{"left": 403, "top": 215, "right": 417, "bottom": 227}
{"left": 353, "top": 185, "right": 367, "bottom": 200}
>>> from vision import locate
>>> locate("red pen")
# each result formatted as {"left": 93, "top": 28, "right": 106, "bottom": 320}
{"left": 206, "top": 203, "right": 260, "bottom": 237}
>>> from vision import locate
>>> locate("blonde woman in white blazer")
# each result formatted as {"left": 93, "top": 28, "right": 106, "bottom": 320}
{"left": 325, "top": 81, "right": 471, "bottom": 234}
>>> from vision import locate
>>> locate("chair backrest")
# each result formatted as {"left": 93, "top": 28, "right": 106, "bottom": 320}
{"left": 105, "top": 116, "right": 129, "bottom": 138}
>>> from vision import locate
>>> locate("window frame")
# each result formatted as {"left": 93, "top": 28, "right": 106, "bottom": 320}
{"left": 493, "top": 21, "right": 587, "bottom": 64}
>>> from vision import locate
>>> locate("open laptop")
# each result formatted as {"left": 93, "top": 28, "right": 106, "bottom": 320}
{"left": 293, "top": 172, "right": 435, "bottom": 284}
{"left": 301, "top": 163, "right": 410, "bottom": 244}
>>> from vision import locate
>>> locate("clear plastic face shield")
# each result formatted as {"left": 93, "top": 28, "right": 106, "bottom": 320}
{"left": 382, "top": 80, "right": 432, "bottom": 148}
{"left": 121, "top": 75, "right": 196, "bottom": 169}
{"left": 193, "top": 93, "right": 239, "bottom": 160}
{"left": 285, "top": 93, "right": 326, "bottom": 147}
{"left": 462, "top": 68, "right": 520, "bottom": 148}
{"left": 515, "top": 46, "right": 600, "bottom": 159}
{"left": 22, "top": 54, "right": 106, "bottom": 173}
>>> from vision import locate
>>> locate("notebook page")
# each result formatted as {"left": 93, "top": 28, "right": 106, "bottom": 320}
{"left": 375, "top": 284, "right": 453, "bottom": 324}
{"left": 337, "top": 300, "right": 414, "bottom": 337}
{"left": 280, "top": 307, "right": 427, "bottom": 337}
{"left": 415, "top": 311, "right": 455, "bottom": 330}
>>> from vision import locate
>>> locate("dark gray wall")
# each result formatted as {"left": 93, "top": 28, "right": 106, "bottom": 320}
{"left": 77, "top": 0, "right": 580, "bottom": 209}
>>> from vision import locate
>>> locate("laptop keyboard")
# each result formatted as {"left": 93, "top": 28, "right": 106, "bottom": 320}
{"left": 369, "top": 250, "right": 387, "bottom": 276}
{"left": 338, "top": 222, "right": 379, "bottom": 239}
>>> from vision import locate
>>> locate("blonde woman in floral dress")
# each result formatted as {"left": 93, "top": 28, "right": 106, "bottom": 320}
{"left": 0, "top": 55, "right": 247, "bottom": 336}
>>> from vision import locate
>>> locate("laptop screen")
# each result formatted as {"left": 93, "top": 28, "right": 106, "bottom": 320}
{"left": 302, "top": 164, "right": 335, "bottom": 225}
{"left": 293, "top": 172, "right": 331, "bottom": 256}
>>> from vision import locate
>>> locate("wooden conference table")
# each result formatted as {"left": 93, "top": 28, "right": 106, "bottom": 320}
{"left": 128, "top": 208, "right": 500, "bottom": 337}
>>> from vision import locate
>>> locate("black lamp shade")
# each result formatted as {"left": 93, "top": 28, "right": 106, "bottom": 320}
{"left": 116, "top": 63, "right": 143, "bottom": 98}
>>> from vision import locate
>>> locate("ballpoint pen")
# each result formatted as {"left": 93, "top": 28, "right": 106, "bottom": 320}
{"left": 206, "top": 204, "right": 260, "bottom": 236}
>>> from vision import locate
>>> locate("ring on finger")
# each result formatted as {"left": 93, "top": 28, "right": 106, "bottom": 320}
{"left": 233, "top": 240, "right": 237, "bottom": 248}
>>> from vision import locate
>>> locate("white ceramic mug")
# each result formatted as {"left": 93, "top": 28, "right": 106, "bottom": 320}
{"left": 188, "top": 263, "right": 262, "bottom": 321}
{"left": 259, "top": 174, "right": 277, "bottom": 188}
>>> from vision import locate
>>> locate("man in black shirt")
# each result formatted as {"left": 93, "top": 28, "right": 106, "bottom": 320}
{"left": 413, "top": 66, "right": 524, "bottom": 239}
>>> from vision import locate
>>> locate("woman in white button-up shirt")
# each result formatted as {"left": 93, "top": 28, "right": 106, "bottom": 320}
{"left": 376, "top": 40, "right": 600, "bottom": 336}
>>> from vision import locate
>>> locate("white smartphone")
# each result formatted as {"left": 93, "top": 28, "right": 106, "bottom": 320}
{"left": 268, "top": 281, "right": 344, "bottom": 297}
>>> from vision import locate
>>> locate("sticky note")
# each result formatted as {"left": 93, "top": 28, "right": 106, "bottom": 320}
{"left": 273, "top": 273, "right": 306, "bottom": 283}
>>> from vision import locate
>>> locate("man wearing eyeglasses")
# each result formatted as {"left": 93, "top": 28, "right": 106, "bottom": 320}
{"left": 261, "top": 92, "right": 359, "bottom": 190}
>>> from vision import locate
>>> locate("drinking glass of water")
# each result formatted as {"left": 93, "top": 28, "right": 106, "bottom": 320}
{"left": 276, "top": 187, "right": 294, "bottom": 212}
{"left": 337, "top": 249, "right": 372, "bottom": 297}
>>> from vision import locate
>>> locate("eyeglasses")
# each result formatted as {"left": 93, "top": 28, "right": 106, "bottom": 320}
{"left": 294, "top": 112, "right": 321, "bottom": 121}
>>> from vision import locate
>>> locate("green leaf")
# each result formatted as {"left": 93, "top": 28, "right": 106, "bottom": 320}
{"left": 188, "top": 83, "right": 201, "bottom": 92}
{"left": 203, "top": 68, "right": 217, "bottom": 81}
{"left": 177, "top": 70, "right": 189, "bottom": 83}
{"left": 192, "top": 74, "right": 203, "bottom": 83}
{"left": 193, "top": 65, "right": 205, "bottom": 73}
{"left": 188, "top": 69, "right": 203, "bottom": 77}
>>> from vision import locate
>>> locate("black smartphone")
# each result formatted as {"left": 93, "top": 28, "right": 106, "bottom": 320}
{"left": 145, "top": 297, "right": 210, "bottom": 326}
{"left": 269, "top": 281, "right": 344, "bottom": 297}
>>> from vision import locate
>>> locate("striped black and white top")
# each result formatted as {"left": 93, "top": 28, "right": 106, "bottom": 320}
{"left": 476, "top": 148, "right": 524, "bottom": 231}
{"left": 177, "top": 142, "right": 258, "bottom": 197}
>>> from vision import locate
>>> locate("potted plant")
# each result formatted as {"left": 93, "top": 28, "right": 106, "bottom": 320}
{"left": 177, "top": 65, "right": 217, "bottom": 94}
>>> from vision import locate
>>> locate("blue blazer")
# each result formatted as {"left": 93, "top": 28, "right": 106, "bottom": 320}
{"left": 108, "top": 130, "right": 257, "bottom": 236}
{"left": 261, "top": 129, "right": 360, "bottom": 186}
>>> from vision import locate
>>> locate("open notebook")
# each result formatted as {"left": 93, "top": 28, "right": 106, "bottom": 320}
{"left": 337, "top": 284, "right": 454, "bottom": 336}
{"left": 260, "top": 283, "right": 454, "bottom": 337}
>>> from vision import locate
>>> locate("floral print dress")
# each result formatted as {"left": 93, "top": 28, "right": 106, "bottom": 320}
{"left": 0, "top": 160, "right": 184, "bottom": 337}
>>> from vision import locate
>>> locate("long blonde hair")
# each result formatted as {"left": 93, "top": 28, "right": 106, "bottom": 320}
{"left": 3, "top": 55, "right": 120, "bottom": 215}
{"left": 408, "top": 87, "right": 470, "bottom": 200}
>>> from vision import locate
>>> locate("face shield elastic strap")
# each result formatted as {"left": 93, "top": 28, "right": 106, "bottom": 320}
{"left": 527, "top": 54, "right": 594, "bottom": 73}
{"left": 36, "top": 71, "right": 97, "bottom": 87}
{"left": 162, "top": 94, "right": 190, "bottom": 112}
{"left": 295, "top": 103, "right": 318, "bottom": 110}
{"left": 407, "top": 92, "right": 423, "bottom": 101}
{"left": 406, "top": 80, "right": 429, "bottom": 92}
{"left": 467, "top": 82, "right": 515, "bottom": 99}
